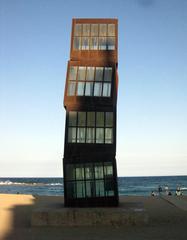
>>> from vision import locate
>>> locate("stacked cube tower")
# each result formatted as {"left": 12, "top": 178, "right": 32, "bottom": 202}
{"left": 63, "top": 19, "right": 119, "bottom": 207}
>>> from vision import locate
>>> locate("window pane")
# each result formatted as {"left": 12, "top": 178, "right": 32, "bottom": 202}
{"left": 74, "top": 24, "right": 82, "bottom": 36}
{"left": 77, "top": 82, "right": 85, "bottom": 96}
{"left": 95, "top": 67, "right": 103, "bottom": 81}
{"left": 94, "top": 83, "right": 102, "bottom": 96}
{"left": 69, "top": 111, "right": 77, "bottom": 126}
{"left": 86, "top": 67, "right": 95, "bottom": 81}
{"left": 105, "top": 112, "right": 113, "bottom": 127}
{"left": 104, "top": 67, "right": 112, "bottom": 81}
{"left": 86, "top": 181, "right": 95, "bottom": 197}
{"left": 77, "top": 67, "right": 86, "bottom": 80}
{"left": 82, "top": 37, "right": 89, "bottom": 50}
{"left": 96, "top": 128, "right": 104, "bottom": 143}
{"left": 105, "top": 179, "right": 114, "bottom": 196}
{"left": 99, "top": 24, "right": 107, "bottom": 36}
{"left": 85, "top": 82, "right": 93, "bottom": 96}
{"left": 87, "top": 112, "right": 95, "bottom": 127}
{"left": 68, "top": 66, "right": 77, "bottom": 80}
{"left": 108, "top": 24, "right": 115, "bottom": 36}
{"left": 107, "top": 37, "right": 115, "bottom": 50}
{"left": 86, "top": 128, "right": 95, "bottom": 143}
{"left": 78, "top": 112, "right": 86, "bottom": 126}
{"left": 104, "top": 163, "right": 113, "bottom": 177}
{"left": 96, "top": 112, "right": 104, "bottom": 127}
{"left": 85, "top": 165, "right": 94, "bottom": 179}
{"left": 105, "top": 128, "right": 113, "bottom": 144}
{"left": 95, "top": 165, "right": 104, "bottom": 179}
{"left": 95, "top": 180, "right": 105, "bottom": 197}
{"left": 98, "top": 37, "right": 107, "bottom": 50}
{"left": 68, "top": 127, "right": 76, "bottom": 143}
{"left": 73, "top": 37, "right": 81, "bottom": 50}
{"left": 66, "top": 165, "right": 76, "bottom": 180}
{"left": 91, "top": 24, "right": 98, "bottom": 36}
{"left": 76, "top": 166, "right": 84, "bottom": 180}
{"left": 82, "top": 24, "right": 90, "bottom": 36}
{"left": 76, "top": 181, "right": 85, "bottom": 198}
{"left": 102, "top": 83, "right": 111, "bottom": 97}
{"left": 67, "top": 182, "right": 76, "bottom": 198}
{"left": 77, "top": 127, "right": 85, "bottom": 143}
{"left": 67, "top": 82, "right": 76, "bottom": 96}
{"left": 90, "top": 37, "right": 98, "bottom": 50}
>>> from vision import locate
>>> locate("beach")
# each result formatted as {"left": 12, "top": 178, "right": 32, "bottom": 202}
{"left": 0, "top": 194, "right": 187, "bottom": 240}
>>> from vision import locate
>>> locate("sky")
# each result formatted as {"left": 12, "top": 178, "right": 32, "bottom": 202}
{"left": 0, "top": 0, "right": 187, "bottom": 177}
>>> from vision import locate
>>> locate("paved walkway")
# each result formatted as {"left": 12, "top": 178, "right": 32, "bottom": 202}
{"left": 161, "top": 196, "right": 187, "bottom": 211}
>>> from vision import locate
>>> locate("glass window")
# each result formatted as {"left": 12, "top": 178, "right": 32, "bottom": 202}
{"left": 104, "top": 163, "right": 113, "bottom": 177}
{"left": 108, "top": 24, "right": 115, "bottom": 36}
{"left": 105, "top": 128, "right": 113, "bottom": 144}
{"left": 107, "top": 37, "right": 115, "bottom": 50}
{"left": 74, "top": 24, "right": 82, "bottom": 36}
{"left": 73, "top": 37, "right": 81, "bottom": 50}
{"left": 66, "top": 165, "right": 76, "bottom": 180}
{"left": 77, "top": 67, "right": 86, "bottom": 80}
{"left": 91, "top": 24, "right": 98, "bottom": 36}
{"left": 87, "top": 112, "right": 95, "bottom": 127}
{"left": 76, "top": 166, "right": 84, "bottom": 180}
{"left": 86, "top": 181, "right": 95, "bottom": 197}
{"left": 85, "top": 164, "right": 94, "bottom": 179}
{"left": 104, "top": 67, "right": 112, "bottom": 81}
{"left": 68, "top": 127, "right": 76, "bottom": 143}
{"left": 105, "top": 112, "right": 113, "bottom": 127}
{"left": 69, "top": 111, "right": 77, "bottom": 126}
{"left": 67, "top": 182, "right": 76, "bottom": 198}
{"left": 77, "top": 82, "right": 85, "bottom": 96}
{"left": 86, "top": 67, "right": 95, "bottom": 81}
{"left": 76, "top": 181, "right": 85, "bottom": 198}
{"left": 85, "top": 82, "right": 93, "bottom": 96}
{"left": 86, "top": 127, "right": 95, "bottom": 143}
{"left": 94, "top": 83, "right": 102, "bottom": 96}
{"left": 77, "top": 127, "right": 85, "bottom": 143}
{"left": 96, "top": 112, "right": 104, "bottom": 127}
{"left": 82, "top": 37, "right": 90, "bottom": 50}
{"left": 67, "top": 82, "right": 76, "bottom": 96}
{"left": 99, "top": 24, "right": 107, "bottom": 36}
{"left": 96, "top": 128, "right": 104, "bottom": 143}
{"left": 68, "top": 66, "right": 77, "bottom": 80}
{"left": 95, "top": 67, "right": 103, "bottom": 81}
{"left": 90, "top": 37, "right": 98, "bottom": 50}
{"left": 95, "top": 165, "right": 104, "bottom": 179}
{"left": 105, "top": 179, "right": 114, "bottom": 196}
{"left": 98, "top": 37, "right": 107, "bottom": 50}
{"left": 82, "top": 24, "right": 90, "bottom": 36}
{"left": 78, "top": 112, "right": 86, "bottom": 126}
{"left": 102, "top": 83, "right": 111, "bottom": 97}
{"left": 95, "top": 180, "right": 105, "bottom": 197}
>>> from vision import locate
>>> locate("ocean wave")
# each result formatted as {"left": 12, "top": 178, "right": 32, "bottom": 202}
{"left": 0, "top": 181, "right": 63, "bottom": 186}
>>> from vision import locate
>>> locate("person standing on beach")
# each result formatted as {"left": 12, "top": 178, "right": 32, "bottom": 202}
{"left": 158, "top": 185, "right": 162, "bottom": 196}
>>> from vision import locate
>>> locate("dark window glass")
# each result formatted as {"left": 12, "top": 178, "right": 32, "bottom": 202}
{"left": 85, "top": 164, "right": 94, "bottom": 179}
{"left": 82, "top": 37, "right": 90, "bottom": 50}
{"left": 94, "top": 82, "right": 102, "bottom": 96}
{"left": 105, "top": 112, "right": 113, "bottom": 127}
{"left": 105, "top": 179, "right": 114, "bottom": 196}
{"left": 104, "top": 67, "right": 112, "bottom": 81}
{"left": 87, "top": 112, "right": 95, "bottom": 127}
{"left": 96, "top": 112, "right": 104, "bottom": 127}
{"left": 78, "top": 112, "right": 86, "bottom": 126}
{"left": 69, "top": 111, "right": 77, "bottom": 126}
{"left": 90, "top": 37, "right": 98, "bottom": 50}
{"left": 86, "top": 127, "right": 95, "bottom": 143}
{"left": 77, "top": 127, "right": 85, "bottom": 143}
{"left": 96, "top": 128, "right": 104, "bottom": 143}
{"left": 66, "top": 165, "right": 76, "bottom": 180}
{"left": 102, "top": 83, "right": 111, "bottom": 97}
{"left": 76, "top": 166, "right": 84, "bottom": 180}
{"left": 86, "top": 67, "right": 95, "bottom": 81}
{"left": 86, "top": 180, "right": 95, "bottom": 197}
{"left": 107, "top": 37, "right": 115, "bottom": 50}
{"left": 95, "top": 180, "right": 105, "bottom": 196}
{"left": 98, "top": 37, "right": 107, "bottom": 50}
{"left": 95, "top": 67, "right": 103, "bottom": 81}
{"left": 77, "top": 82, "right": 85, "bottom": 96}
{"left": 73, "top": 37, "right": 81, "bottom": 50}
{"left": 68, "top": 127, "right": 76, "bottom": 143}
{"left": 95, "top": 164, "right": 104, "bottom": 179}
{"left": 76, "top": 181, "right": 85, "bottom": 198}
{"left": 105, "top": 128, "right": 113, "bottom": 144}
{"left": 67, "top": 182, "right": 76, "bottom": 198}
{"left": 104, "top": 163, "right": 113, "bottom": 177}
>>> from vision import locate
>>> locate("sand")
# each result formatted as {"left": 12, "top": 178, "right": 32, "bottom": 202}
{"left": 0, "top": 194, "right": 187, "bottom": 240}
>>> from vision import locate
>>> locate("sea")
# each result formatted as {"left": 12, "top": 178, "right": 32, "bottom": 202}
{"left": 0, "top": 176, "right": 187, "bottom": 196}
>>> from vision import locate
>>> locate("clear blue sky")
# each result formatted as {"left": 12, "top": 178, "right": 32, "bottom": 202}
{"left": 1, "top": 0, "right": 187, "bottom": 177}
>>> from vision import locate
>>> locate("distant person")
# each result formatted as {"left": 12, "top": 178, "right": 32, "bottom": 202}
{"left": 151, "top": 191, "right": 156, "bottom": 196}
{"left": 175, "top": 187, "right": 182, "bottom": 196}
{"left": 158, "top": 185, "right": 162, "bottom": 195}
{"left": 168, "top": 191, "right": 172, "bottom": 196}
{"left": 165, "top": 185, "right": 169, "bottom": 195}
